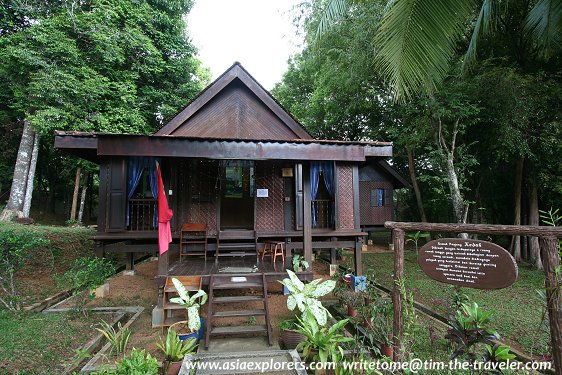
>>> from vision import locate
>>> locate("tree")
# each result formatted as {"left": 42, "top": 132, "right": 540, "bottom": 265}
{"left": 318, "top": 0, "right": 562, "bottom": 100}
{"left": 0, "top": 0, "right": 210, "bottom": 220}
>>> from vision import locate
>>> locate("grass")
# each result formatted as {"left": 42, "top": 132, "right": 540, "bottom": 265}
{"left": 0, "top": 310, "right": 98, "bottom": 374}
{"left": 358, "top": 251, "right": 550, "bottom": 357}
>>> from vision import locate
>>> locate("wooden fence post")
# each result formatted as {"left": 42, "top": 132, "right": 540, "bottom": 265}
{"left": 539, "top": 236, "right": 562, "bottom": 375}
{"left": 392, "top": 228, "right": 405, "bottom": 361}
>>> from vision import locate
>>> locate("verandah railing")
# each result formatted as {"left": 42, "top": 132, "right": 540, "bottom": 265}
{"left": 128, "top": 198, "right": 156, "bottom": 231}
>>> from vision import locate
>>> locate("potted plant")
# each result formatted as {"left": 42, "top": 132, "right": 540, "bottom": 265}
{"left": 157, "top": 329, "right": 197, "bottom": 375}
{"left": 371, "top": 297, "right": 394, "bottom": 358}
{"left": 168, "top": 277, "right": 208, "bottom": 342}
{"left": 292, "top": 254, "right": 309, "bottom": 272}
{"left": 293, "top": 314, "right": 354, "bottom": 373}
{"left": 279, "top": 318, "right": 306, "bottom": 349}
{"left": 340, "top": 289, "right": 364, "bottom": 317}
{"left": 279, "top": 270, "right": 335, "bottom": 326}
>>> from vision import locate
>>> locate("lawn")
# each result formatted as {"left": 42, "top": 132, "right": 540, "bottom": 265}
{"left": 359, "top": 251, "right": 550, "bottom": 357}
{"left": 0, "top": 310, "right": 98, "bottom": 374}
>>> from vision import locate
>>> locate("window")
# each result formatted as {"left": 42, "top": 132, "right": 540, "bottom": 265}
{"left": 370, "top": 188, "right": 385, "bottom": 207}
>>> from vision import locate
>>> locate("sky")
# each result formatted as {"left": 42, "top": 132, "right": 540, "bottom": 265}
{"left": 186, "top": 0, "right": 304, "bottom": 90}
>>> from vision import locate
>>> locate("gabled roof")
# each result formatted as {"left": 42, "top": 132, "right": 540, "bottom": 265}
{"left": 154, "top": 62, "right": 313, "bottom": 140}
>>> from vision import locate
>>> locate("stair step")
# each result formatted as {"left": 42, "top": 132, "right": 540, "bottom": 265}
{"left": 218, "top": 243, "right": 255, "bottom": 249}
{"left": 212, "top": 282, "right": 262, "bottom": 289}
{"left": 213, "top": 295, "right": 264, "bottom": 303}
{"left": 216, "top": 251, "right": 256, "bottom": 257}
{"left": 213, "top": 309, "right": 266, "bottom": 318}
{"left": 162, "top": 303, "right": 185, "bottom": 310}
{"left": 210, "top": 325, "right": 268, "bottom": 335}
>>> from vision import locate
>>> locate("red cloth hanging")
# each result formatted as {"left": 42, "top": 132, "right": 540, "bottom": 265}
{"left": 157, "top": 162, "right": 173, "bottom": 255}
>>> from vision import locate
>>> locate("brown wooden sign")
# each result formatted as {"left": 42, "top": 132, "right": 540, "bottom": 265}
{"left": 418, "top": 239, "right": 518, "bottom": 289}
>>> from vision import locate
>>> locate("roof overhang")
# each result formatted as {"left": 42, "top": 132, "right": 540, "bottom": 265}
{"left": 54, "top": 131, "right": 393, "bottom": 162}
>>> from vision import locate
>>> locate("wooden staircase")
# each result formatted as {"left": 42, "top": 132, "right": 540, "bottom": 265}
{"left": 161, "top": 276, "right": 202, "bottom": 328}
{"left": 215, "top": 230, "right": 258, "bottom": 262}
{"left": 205, "top": 273, "right": 273, "bottom": 348}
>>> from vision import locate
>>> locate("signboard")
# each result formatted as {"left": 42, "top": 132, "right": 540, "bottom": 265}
{"left": 418, "top": 239, "right": 518, "bottom": 289}
{"left": 256, "top": 189, "right": 269, "bottom": 198}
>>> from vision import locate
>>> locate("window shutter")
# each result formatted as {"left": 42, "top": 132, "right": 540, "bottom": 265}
{"left": 106, "top": 158, "right": 127, "bottom": 232}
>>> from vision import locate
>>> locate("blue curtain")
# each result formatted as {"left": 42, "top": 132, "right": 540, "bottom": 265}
{"left": 127, "top": 157, "right": 159, "bottom": 227}
{"left": 310, "top": 162, "right": 335, "bottom": 227}
{"left": 310, "top": 162, "right": 321, "bottom": 227}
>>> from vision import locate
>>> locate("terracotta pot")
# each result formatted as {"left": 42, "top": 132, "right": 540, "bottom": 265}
{"left": 381, "top": 345, "right": 393, "bottom": 360}
{"left": 347, "top": 305, "right": 358, "bottom": 317}
{"left": 165, "top": 361, "right": 182, "bottom": 375}
{"left": 281, "top": 329, "right": 306, "bottom": 349}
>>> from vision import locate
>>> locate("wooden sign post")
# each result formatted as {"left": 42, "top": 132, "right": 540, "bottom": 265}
{"left": 385, "top": 222, "right": 562, "bottom": 374}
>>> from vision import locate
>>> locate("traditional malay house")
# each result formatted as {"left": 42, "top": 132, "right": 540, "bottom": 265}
{"left": 55, "top": 62, "right": 406, "bottom": 341}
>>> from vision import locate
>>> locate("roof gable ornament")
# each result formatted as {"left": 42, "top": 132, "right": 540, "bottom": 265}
{"left": 154, "top": 62, "right": 312, "bottom": 140}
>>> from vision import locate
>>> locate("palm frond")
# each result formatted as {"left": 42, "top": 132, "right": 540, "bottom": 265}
{"left": 524, "top": 0, "right": 562, "bottom": 59}
{"left": 316, "top": 0, "right": 351, "bottom": 38}
{"left": 462, "top": 0, "right": 500, "bottom": 71}
{"left": 375, "top": 0, "right": 475, "bottom": 101}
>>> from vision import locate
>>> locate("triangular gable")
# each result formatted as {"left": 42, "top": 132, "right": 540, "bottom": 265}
{"left": 155, "top": 62, "right": 312, "bottom": 140}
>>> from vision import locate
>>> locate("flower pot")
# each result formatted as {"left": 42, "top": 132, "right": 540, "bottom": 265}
{"left": 280, "top": 329, "right": 306, "bottom": 349}
{"left": 170, "top": 318, "right": 205, "bottom": 342}
{"left": 381, "top": 344, "right": 393, "bottom": 360}
{"left": 347, "top": 305, "right": 358, "bottom": 317}
{"left": 165, "top": 361, "right": 182, "bottom": 375}
{"left": 363, "top": 318, "right": 374, "bottom": 328}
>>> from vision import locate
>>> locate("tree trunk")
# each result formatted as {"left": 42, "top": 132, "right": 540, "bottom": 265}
{"left": 77, "top": 173, "right": 88, "bottom": 225}
{"left": 528, "top": 181, "right": 542, "bottom": 270}
{"left": 22, "top": 134, "right": 39, "bottom": 218}
{"left": 407, "top": 148, "right": 427, "bottom": 222}
{"left": 510, "top": 157, "right": 524, "bottom": 261}
{"left": 70, "top": 167, "right": 81, "bottom": 221}
{"left": 1, "top": 120, "right": 35, "bottom": 221}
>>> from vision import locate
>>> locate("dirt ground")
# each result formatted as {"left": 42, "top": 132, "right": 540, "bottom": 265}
{"left": 74, "top": 257, "right": 333, "bottom": 362}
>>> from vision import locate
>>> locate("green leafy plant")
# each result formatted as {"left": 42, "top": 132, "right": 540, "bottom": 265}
{"left": 157, "top": 329, "right": 197, "bottom": 362}
{"left": 293, "top": 314, "right": 353, "bottom": 364}
{"left": 246, "top": 316, "right": 257, "bottom": 326}
{"left": 451, "top": 287, "right": 470, "bottom": 313}
{"left": 481, "top": 344, "right": 516, "bottom": 374}
{"left": 55, "top": 256, "right": 115, "bottom": 316}
{"left": 169, "top": 277, "right": 208, "bottom": 332}
{"left": 445, "top": 302, "right": 499, "bottom": 361}
{"left": 95, "top": 320, "right": 131, "bottom": 357}
{"left": 279, "top": 269, "right": 335, "bottom": 326}
{"left": 0, "top": 229, "right": 50, "bottom": 310}
{"left": 406, "top": 231, "right": 430, "bottom": 252}
{"left": 292, "top": 254, "right": 309, "bottom": 272}
{"left": 115, "top": 348, "right": 159, "bottom": 375}
{"left": 368, "top": 297, "right": 393, "bottom": 347}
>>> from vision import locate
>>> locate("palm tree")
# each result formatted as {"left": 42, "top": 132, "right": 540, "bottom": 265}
{"left": 317, "top": 0, "right": 562, "bottom": 101}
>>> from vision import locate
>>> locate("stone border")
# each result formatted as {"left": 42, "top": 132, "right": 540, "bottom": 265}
{"left": 42, "top": 305, "right": 144, "bottom": 374}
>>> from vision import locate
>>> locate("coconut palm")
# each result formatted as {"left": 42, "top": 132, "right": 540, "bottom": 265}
{"left": 317, "top": 0, "right": 562, "bottom": 101}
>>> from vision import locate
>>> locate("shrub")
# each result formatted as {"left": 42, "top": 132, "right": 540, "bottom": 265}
{"left": 55, "top": 256, "right": 115, "bottom": 315}
{"left": 0, "top": 229, "right": 50, "bottom": 310}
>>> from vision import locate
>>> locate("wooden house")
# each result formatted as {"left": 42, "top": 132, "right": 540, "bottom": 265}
{"left": 55, "top": 62, "right": 405, "bottom": 317}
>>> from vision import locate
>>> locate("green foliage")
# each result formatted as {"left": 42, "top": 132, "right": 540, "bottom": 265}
{"left": 293, "top": 314, "right": 353, "bottom": 364}
{"left": 157, "top": 329, "right": 197, "bottom": 362}
{"left": 279, "top": 269, "right": 336, "bottom": 326}
{"left": 116, "top": 348, "right": 159, "bottom": 375}
{"left": 445, "top": 302, "right": 499, "bottom": 361}
{"left": 405, "top": 231, "right": 430, "bottom": 252}
{"left": 292, "top": 254, "right": 309, "bottom": 272}
{"left": 169, "top": 277, "right": 208, "bottom": 333}
{"left": 0, "top": 228, "right": 50, "bottom": 310}
{"left": 95, "top": 320, "right": 131, "bottom": 357}
{"left": 55, "top": 256, "right": 115, "bottom": 315}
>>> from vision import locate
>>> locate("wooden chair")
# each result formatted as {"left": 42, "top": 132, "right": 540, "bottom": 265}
{"left": 179, "top": 223, "right": 207, "bottom": 261}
